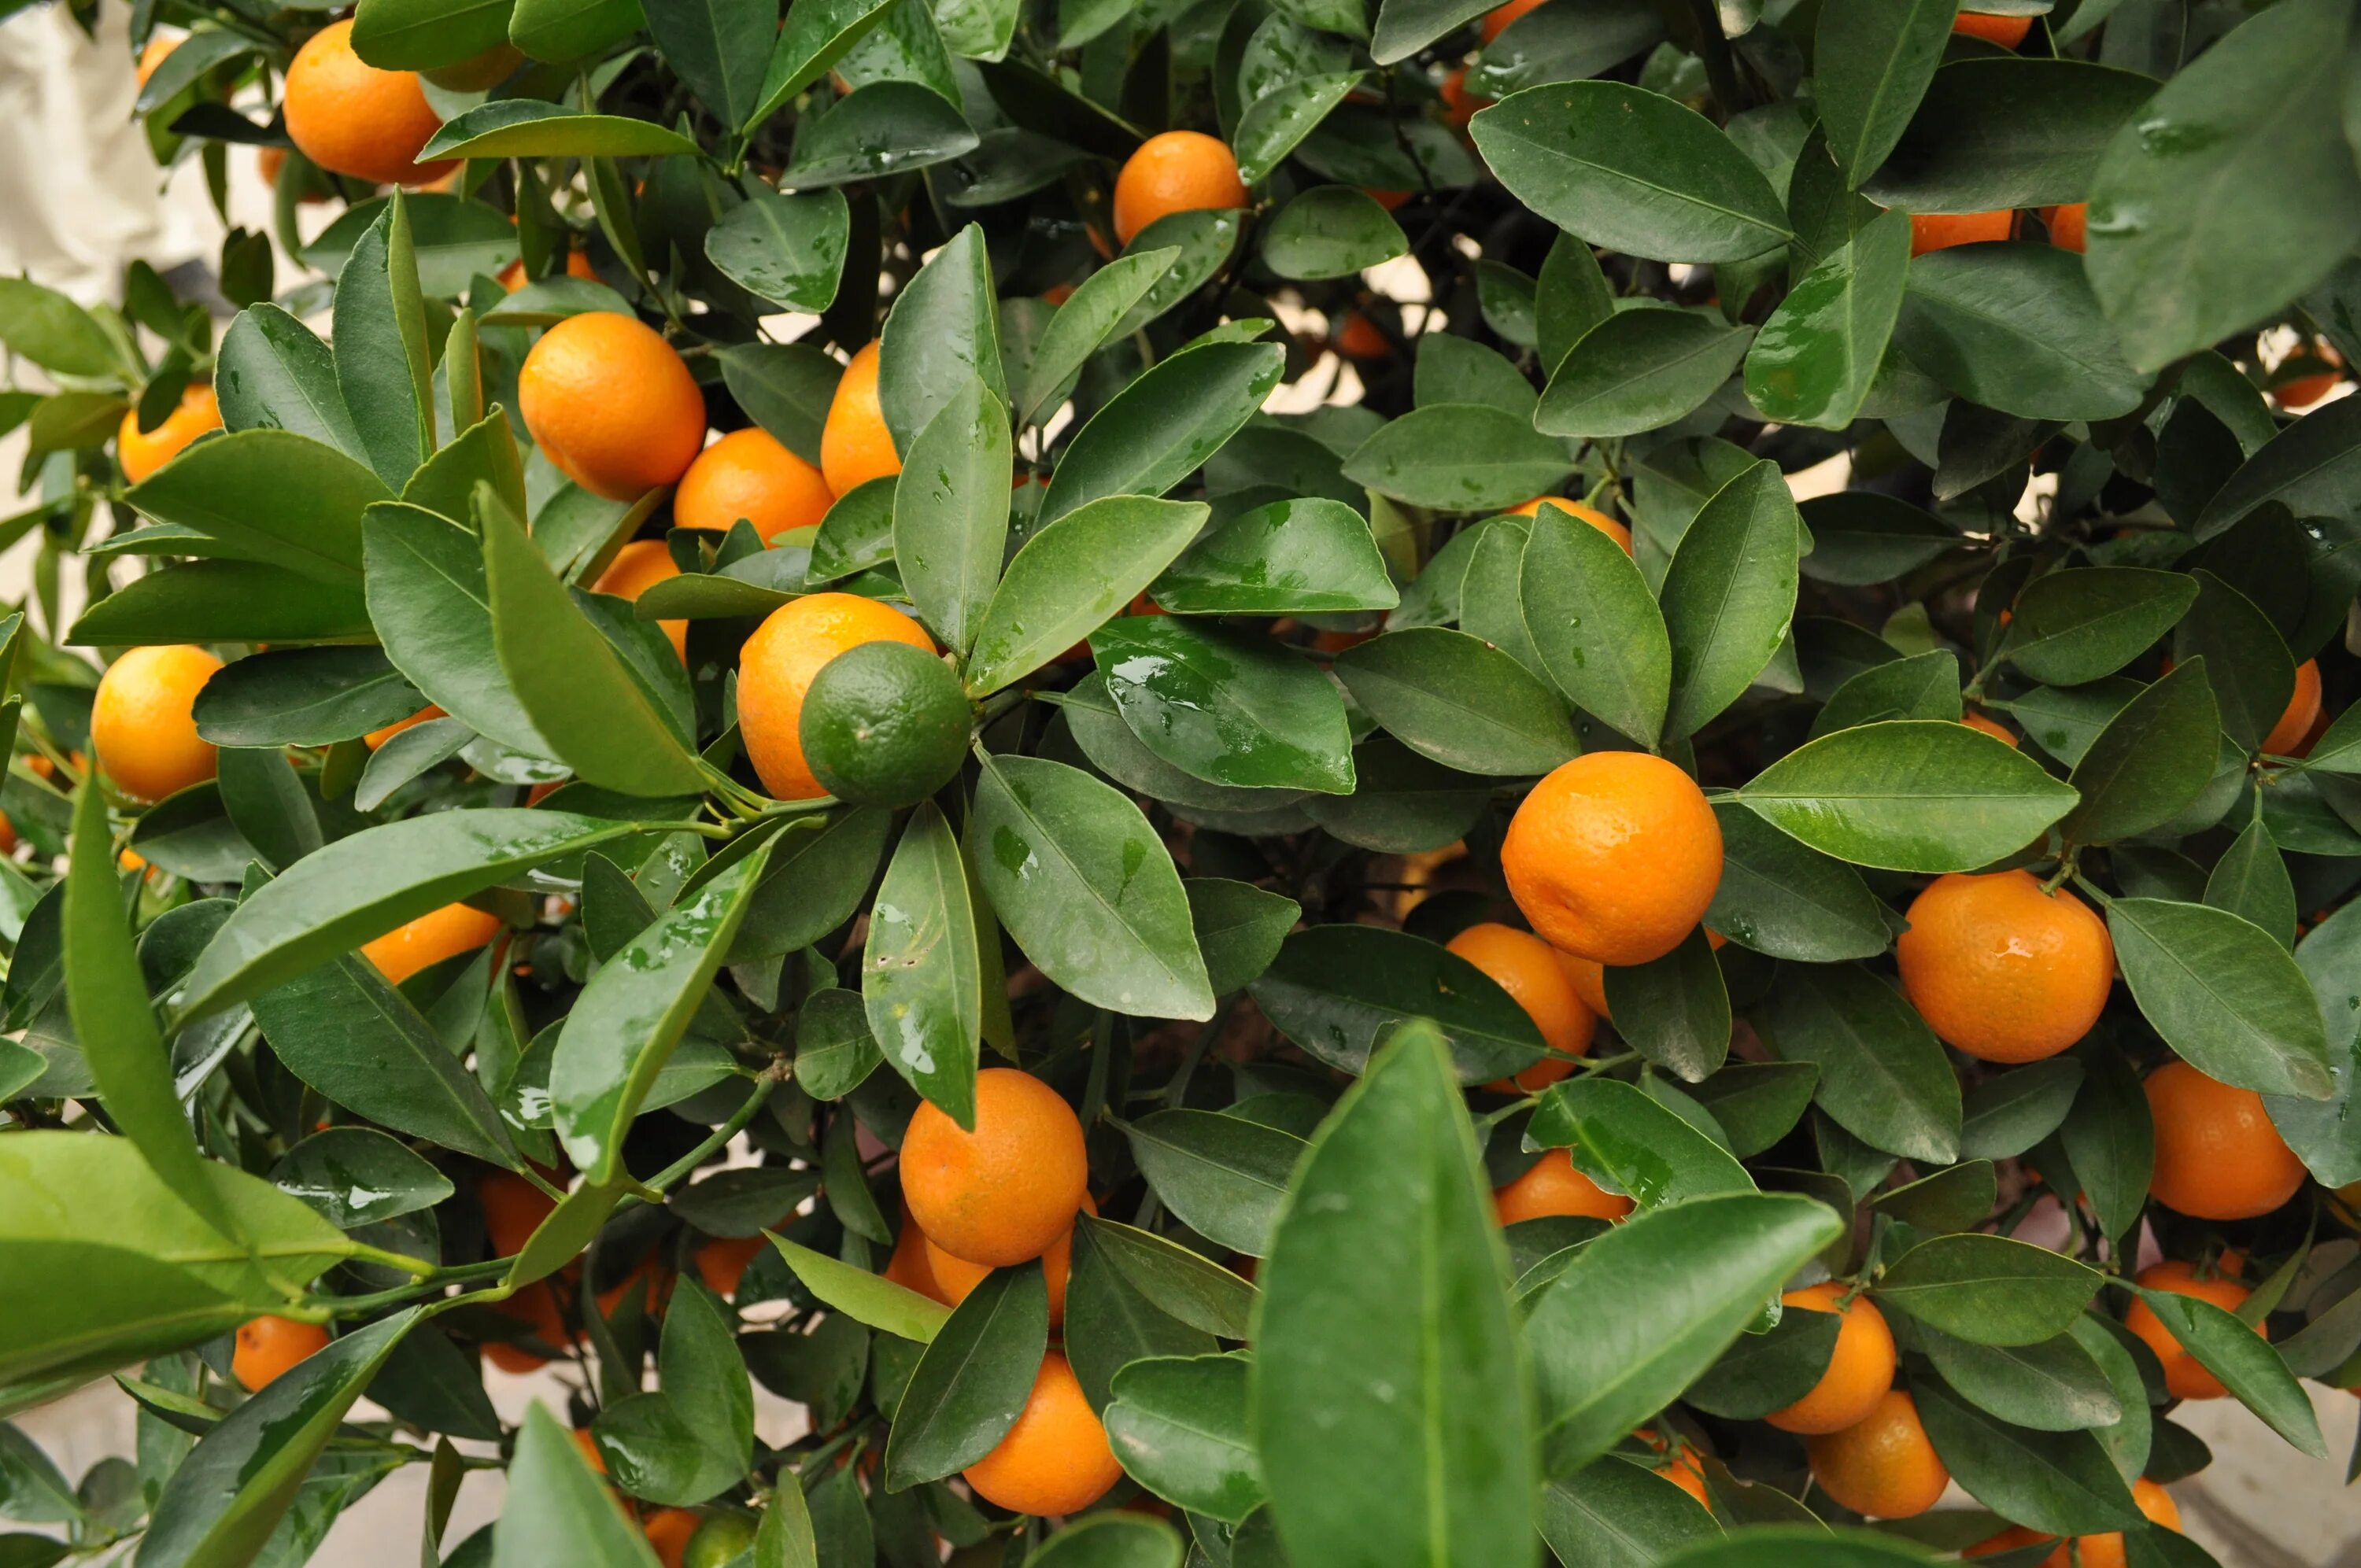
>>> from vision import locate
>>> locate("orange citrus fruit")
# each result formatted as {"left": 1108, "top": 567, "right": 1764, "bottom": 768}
{"left": 478, "top": 1170, "right": 557, "bottom": 1256}
{"left": 2042, "top": 203, "right": 2087, "bottom": 253}
{"left": 643, "top": 1507, "right": 700, "bottom": 1568}
{"left": 1635, "top": 1429, "right": 1711, "bottom": 1508}
{"left": 362, "top": 902, "right": 504, "bottom": 984}
{"left": 1502, "top": 751, "right": 1724, "bottom": 966}
{"left": 136, "top": 32, "right": 179, "bottom": 87}
{"left": 364, "top": 704, "right": 444, "bottom": 749}
{"left": 283, "top": 19, "right": 453, "bottom": 186}
{"left": 2123, "top": 1259, "right": 2263, "bottom": 1400}
{"left": 483, "top": 1282, "right": 570, "bottom": 1371}
{"left": 884, "top": 1211, "right": 946, "bottom": 1301}
{"left": 674, "top": 426, "right": 836, "bottom": 543}
{"left": 1332, "top": 312, "right": 1393, "bottom": 360}
{"left": 1447, "top": 922, "right": 1597, "bottom": 1092}
{"left": 1440, "top": 67, "right": 1491, "bottom": 129}
{"left": 1895, "top": 870, "right": 2112, "bottom": 1063}
{"left": 926, "top": 1194, "right": 1097, "bottom": 1325}
{"left": 693, "top": 1235, "right": 765, "bottom": 1297}
{"left": 736, "top": 591, "right": 936, "bottom": 801}
{"left": 2143, "top": 1060, "right": 2307, "bottom": 1220}
{"left": 1480, "top": 0, "right": 1546, "bottom": 42}
{"left": 1909, "top": 211, "right": 2014, "bottom": 255}
{"left": 1953, "top": 10, "right": 2031, "bottom": 45}
{"left": 1765, "top": 1282, "right": 1896, "bottom": 1434}
{"left": 593, "top": 539, "right": 688, "bottom": 662}
{"left": 1112, "top": 131, "right": 1248, "bottom": 246}
{"left": 962, "top": 1350, "right": 1124, "bottom": 1516}
{"left": 519, "top": 312, "right": 707, "bottom": 502}
{"left": 119, "top": 382, "right": 221, "bottom": 485}
{"left": 1495, "top": 1148, "right": 1632, "bottom": 1224}
{"left": 1509, "top": 496, "right": 1633, "bottom": 554}
{"left": 1966, "top": 1525, "right": 2052, "bottom": 1558}
{"left": 2277, "top": 343, "right": 2344, "bottom": 410}
{"left": 498, "top": 247, "right": 599, "bottom": 292}
{"left": 818, "top": 341, "right": 899, "bottom": 496}
{"left": 91, "top": 644, "right": 222, "bottom": 802}
{"left": 900, "top": 1068, "right": 1088, "bottom": 1267}
{"left": 2262, "top": 659, "right": 2322, "bottom": 754}
{"left": 2040, "top": 1476, "right": 2180, "bottom": 1568}
{"left": 1805, "top": 1389, "right": 1949, "bottom": 1518}
{"left": 233, "top": 1315, "right": 330, "bottom": 1390}
{"left": 1960, "top": 710, "right": 2016, "bottom": 746}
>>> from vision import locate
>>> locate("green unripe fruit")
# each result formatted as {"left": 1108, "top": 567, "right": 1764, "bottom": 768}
{"left": 682, "top": 1509, "right": 759, "bottom": 1568}
{"left": 799, "top": 640, "right": 971, "bottom": 807}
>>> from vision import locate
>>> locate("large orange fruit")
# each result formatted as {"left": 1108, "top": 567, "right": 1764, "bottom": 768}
{"left": 283, "top": 19, "right": 453, "bottom": 186}
{"left": 1765, "top": 1283, "right": 1896, "bottom": 1434}
{"left": 233, "top": 1315, "right": 331, "bottom": 1390}
{"left": 2143, "top": 1061, "right": 2307, "bottom": 1220}
{"left": 900, "top": 1068, "right": 1088, "bottom": 1267}
{"left": 1111, "top": 131, "right": 1248, "bottom": 246}
{"left": 962, "top": 1351, "right": 1124, "bottom": 1515}
{"left": 1895, "top": 870, "right": 2112, "bottom": 1063}
{"left": 818, "top": 341, "right": 899, "bottom": 496}
{"left": 1805, "top": 1389, "right": 1949, "bottom": 1518}
{"left": 118, "top": 382, "right": 220, "bottom": 484}
{"left": 1501, "top": 751, "right": 1723, "bottom": 966}
{"left": 361, "top": 902, "right": 504, "bottom": 984}
{"left": 1953, "top": 9, "right": 2031, "bottom": 45}
{"left": 1909, "top": 211, "right": 2014, "bottom": 255}
{"left": 673, "top": 426, "right": 835, "bottom": 543}
{"left": 593, "top": 539, "right": 688, "bottom": 662}
{"left": 926, "top": 1194, "right": 1096, "bottom": 1325}
{"left": 2123, "top": 1260, "right": 2263, "bottom": 1400}
{"left": 1447, "top": 922, "right": 1597, "bottom": 1092}
{"left": 91, "top": 644, "right": 222, "bottom": 802}
{"left": 519, "top": 312, "right": 707, "bottom": 501}
{"left": 736, "top": 592, "right": 935, "bottom": 800}
{"left": 1495, "top": 1148, "right": 1632, "bottom": 1224}
{"left": 1509, "top": 496, "right": 1632, "bottom": 554}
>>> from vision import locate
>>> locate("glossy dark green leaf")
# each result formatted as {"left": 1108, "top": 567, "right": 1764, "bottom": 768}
{"left": 1920, "top": 1326, "right": 2123, "bottom": 1433}
{"left": 1184, "top": 878, "right": 1299, "bottom": 997}
{"left": 364, "top": 504, "right": 549, "bottom": 755}
{"left": 1152, "top": 498, "right": 1396, "bottom": 616}
{"left": 1796, "top": 493, "right": 1956, "bottom": 588}
{"left": 1874, "top": 1234, "right": 2102, "bottom": 1346}
{"left": 2174, "top": 570, "right": 2295, "bottom": 753}
{"left": 1040, "top": 344, "right": 1283, "bottom": 526}
{"left": 881, "top": 1264, "right": 1048, "bottom": 1488}
{"left": 2106, "top": 896, "right": 2333, "bottom": 1100}
{"left": 2060, "top": 661, "right": 2220, "bottom": 845}
{"left": 863, "top": 802, "right": 982, "bottom": 1127}
{"left": 422, "top": 102, "right": 702, "bottom": 162}
{"left": 894, "top": 374, "right": 1010, "bottom": 655}
{"left": 1235, "top": 71, "right": 1363, "bottom": 186}
{"left": 1125, "top": 1110, "right": 1301, "bottom": 1257}
{"left": 1411, "top": 338, "right": 1537, "bottom": 421}
{"left": 1251, "top": 1026, "right": 1533, "bottom": 1568}
{"left": 1757, "top": 961, "right": 1959, "bottom": 1164}
{"left": 1705, "top": 801, "right": 1888, "bottom": 961}
{"left": 1110, "top": 213, "right": 1241, "bottom": 341}
{"left": 1960, "top": 1059, "right": 2084, "bottom": 1160}
{"left": 1539, "top": 1457, "right": 1720, "bottom": 1567}
{"left": 334, "top": 198, "right": 434, "bottom": 488}
{"left": 1531, "top": 1076, "right": 1750, "bottom": 1205}
{"left": 1599, "top": 928, "right": 1730, "bottom": 1082}
{"left": 272, "top": 1127, "right": 453, "bottom": 1230}
{"left": 124, "top": 430, "right": 384, "bottom": 585}
{"left": 704, "top": 185, "right": 848, "bottom": 312}
{"left": 718, "top": 343, "right": 840, "bottom": 468}
{"left": 1812, "top": 0, "right": 1953, "bottom": 186}
{"left": 1064, "top": 1221, "right": 1218, "bottom": 1414}
{"left": 2202, "top": 816, "right": 2293, "bottom": 948}
{"left": 1687, "top": 1061, "right": 1819, "bottom": 1160}
{"left": 1300, "top": 739, "right": 1488, "bottom": 855}
{"left": 1024, "top": 1514, "right": 1184, "bottom": 1568}
{"left": 2001, "top": 568, "right": 2197, "bottom": 686}
{"left": 1015, "top": 249, "right": 1178, "bottom": 425}
{"left": 1512, "top": 501, "right": 1668, "bottom": 743}
{"left": 1248, "top": 924, "right": 1546, "bottom": 1085}
{"left": 1537, "top": 309, "right": 1753, "bottom": 439}
{"left": 1914, "top": 1379, "right": 2142, "bottom": 1537}
{"left": 965, "top": 496, "right": 1210, "bottom": 695}
{"left": 1896, "top": 243, "right": 2146, "bottom": 422}
{"left": 191, "top": 647, "right": 421, "bottom": 749}
{"left": 1743, "top": 208, "right": 1911, "bottom": 430}
{"left": 1342, "top": 404, "right": 1574, "bottom": 511}
{"left": 1661, "top": 459, "right": 1801, "bottom": 740}
{"left": 1332, "top": 628, "right": 1578, "bottom": 777}
{"left": 301, "top": 196, "right": 519, "bottom": 296}
{"left": 1103, "top": 1354, "right": 1262, "bottom": 1523}
{"left": 1077, "top": 1216, "right": 1258, "bottom": 1340}
{"left": 1092, "top": 618, "right": 1353, "bottom": 795}
{"left": 1262, "top": 187, "right": 1408, "bottom": 281}
{"left": 766, "top": 1234, "right": 949, "bottom": 1343}
{"left": 1865, "top": 60, "right": 2158, "bottom": 212}
{"left": 2197, "top": 396, "right": 2361, "bottom": 540}
{"left": 1683, "top": 1305, "right": 1842, "bottom": 1422}
{"left": 1873, "top": 1159, "right": 1998, "bottom": 1232}
{"left": 595, "top": 1278, "right": 756, "bottom": 1503}
{"left": 212, "top": 305, "right": 368, "bottom": 466}
{"left": 878, "top": 224, "right": 1003, "bottom": 452}
{"left": 781, "top": 81, "right": 978, "bottom": 186}
{"left": 1472, "top": 83, "right": 1791, "bottom": 263}
{"left": 493, "top": 1404, "right": 661, "bottom": 1568}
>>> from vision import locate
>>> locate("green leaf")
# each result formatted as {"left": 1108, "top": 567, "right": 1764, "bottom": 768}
{"left": 1895, "top": 243, "right": 2147, "bottom": 422}
{"left": 2084, "top": 0, "right": 2361, "bottom": 374}
{"left": 494, "top": 1404, "right": 661, "bottom": 1568}
{"left": 2203, "top": 816, "right": 2293, "bottom": 948}
{"left": 1302, "top": 739, "right": 1490, "bottom": 855}
{"left": 1743, "top": 208, "right": 1912, "bottom": 430}
{"left": 1124, "top": 1110, "right": 1303, "bottom": 1257}
{"left": 1250, "top": 1024, "right": 1534, "bottom": 1568}
{"left": 0, "top": 278, "right": 118, "bottom": 378}
{"left": 2106, "top": 897, "right": 2333, "bottom": 1101}
{"left": 1514, "top": 502, "right": 1669, "bottom": 744}
{"left": 334, "top": 200, "right": 434, "bottom": 489}
{"left": 1536, "top": 309, "right": 1754, "bottom": 439}
{"left": 1797, "top": 493, "right": 1957, "bottom": 587}
{"left": 1065, "top": 1221, "right": 1217, "bottom": 1414}
{"left": 894, "top": 374, "right": 1011, "bottom": 655}
{"left": 879, "top": 225, "right": 1004, "bottom": 452}
{"left": 2060, "top": 661, "right": 2221, "bottom": 845}
{"left": 781, "top": 81, "right": 980, "bottom": 186}
{"left": 1151, "top": 498, "right": 1397, "bottom": 616}
{"left": 971, "top": 754, "right": 1214, "bottom": 1021}
{"left": 124, "top": 430, "right": 386, "bottom": 585}
{"left": 1015, "top": 249, "right": 1178, "bottom": 426}
{"left": 1235, "top": 71, "right": 1364, "bottom": 189}
{"left": 1077, "top": 1216, "right": 1258, "bottom": 1340}
{"left": 702, "top": 185, "right": 850, "bottom": 312}
{"left": 593, "top": 1278, "right": 755, "bottom": 1504}
{"left": 402, "top": 410, "right": 527, "bottom": 533}
{"left": 1524, "top": 1194, "right": 1841, "bottom": 1473}
{"left": 1332, "top": 628, "right": 1579, "bottom": 777}
{"left": 420, "top": 101, "right": 704, "bottom": 161}
{"left": 1911, "top": 1379, "right": 2142, "bottom": 1537}
{"left": 643, "top": 0, "right": 771, "bottom": 126}
{"left": 272, "top": 1127, "right": 454, "bottom": 1230}
{"left": 1262, "top": 187, "right": 1409, "bottom": 281}
{"left": 2197, "top": 396, "right": 2361, "bottom": 540}
{"left": 213, "top": 305, "right": 368, "bottom": 467}
{"left": 363, "top": 505, "right": 549, "bottom": 757}
{"left": 1812, "top": 0, "right": 1953, "bottom": 186}
{"left": 2001, "top": 567, "right": 2197, "bottom": 686}
{"left": 1024, "top": 1514, "right": 1184, "bottom": 1568}
{"left": 964, "top": 495, "right": 1208, "bottom": 696}
{"left": 765, "top": 1233, "right": 950, "bottom": 1343}
{"left": 1864, "top": 60, "right": 2159, "bottom": 212}
{"left": 863, "top": 802, "right": 984, "bottom": 1127}
{"left": 1757, "top": 960, "right": 1960, "bottom": 1164}
{"left": 1538, "top": 1458, "right": 1717, "bottom": 1568}
{"left": 1599, "top": 927, "right": 1731, "bottom": 1082}
{"left": 719, "top": 343, "right": 840, "bottom": 468}
{"left": 1873, "top": 1234, "right": 2102, "bottom": 1346}
{"left": 1685, "top": 1304, "right": 1845, "bottom": 1421}
{"left": 2174, "top": 570, "right": 2295, "bottom": 753}
{"left": 1531, "top": 1076, "right": 1751, "bottom": 1205}
{"left": 1471, "top": 82, "right": 1792, "bottom": 263}
{"left": 1040, "top": 343, "right": 1283, "bottom": 526}
{"left": 1661, "top": 459, "right": 1801, "bottom": 740}
{"left": 1660, "top": 1533, "right": 1933, "bottom": 1568}
{"left": 479, "top": 485, "right": 706, "bottom": 797}
{"left": 1414, "top": 337, "right": 1539, "bottom": 419}
{"left": 1103, "top": 1354, "right": 1262, "bottom": 1524}
{"left": 1247, "top": 924, "right": 1547, "bottom": 1085}
{"left": 1737, "top": 720, "right": 2078, "bottom": 873}
{"left": 1960, "top": 1059, "right": 2086, "bottom": 1161}
{"left": 1344, "top": 404, "right": 1574, "bottom": 511}
{"left": 139, "top": 1310, "right": 421, "bottom": 1568}
{"left": 1919, "top": 1326, "right": 2123, "bottom": 1433}
{"left": 747, "top": 0, "right": 897, "bottom": 125}
{"left": 881, "top": 1264, "right": 1048, "bottom": 1488}
{"left": 352, "top": 0, "right": 515, "bottom": 67}
{"left": 1091, "top": 618, "right": 1354, "bottom": 795}
{"left": 1704, "top": 801, "right": 1889, "bottom": 961}
{"left": 63, "top": 783, "right": 240, "bottom": 1241}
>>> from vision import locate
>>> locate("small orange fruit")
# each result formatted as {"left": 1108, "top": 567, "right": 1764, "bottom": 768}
{"left": 2262, "top": 659, "right": 2322, "bottom": 754}
{"left": 884, "top": 1212, "right": 946, "bottom": 1301}
{"left": 1112, "top": 131, "right": 1249, "bottom": 246}
{"left": 362, "top": 902, "right": 504, "bottom": 983}
{"left": 478, "top": 1170, "right": 558, "bottom": 1256}
{"left": 926, "top": 1194, "right": 1097, "bottom": 1324}
{"left": 519, "top": 312, "right": 707, "bottom": 502}
{"left": 482, "top": 1282, "right": 567, "bottom": 1371}
{"left": 673, "top": 426, "right": 836, "bottom": 544}
{"left": 1953, "top": 9, "right": 2031, "bottom": 45}
{"left": 91, "top": 644, "right": 223, "bottom": 802}
{"left": 901, "top": 1068, "right": 1088, "bottom": 1267}
{"left": 693, "top": 1235, "right": 766, "bottom": 1297}
{"left": 364, "top": 704, "right": 444, "bottom": 749}
{"left": 962, "top": 1350, "right": 1124, "bottom": 1516}
{"left": 592, "top": 540, "right": 689, "bottom": 662}
{"left": 1495, "top": 1148, "right": 1632, "bottom": 1224}
{"left": 2142, "top": 1061, "right": 2307, "bottom": 1220}
{"left": 1895, "top": 870, "right": 2112, "bottom": 1063}
{"left": 1556, "top": 949, "right": 1609, "bottom": 1017}
{"left": 1909, "top": 211, "right": 2015, "bottom": 256}
{"left": 2277, "top": 344, "right": 2344, "bottom": 410}
{"left": 736, "top": 592, "right": 936, "bottom": 800}
{"left": 572, "top": 1426, "right": 608, "bottom": 1473}
{"left": 233, "top": 1315, "right": 331, "bottom": 1390}
{"left": 1447, "top": 922, "right": 1597, "bottom": 1093}
{"left": 283, "top": 19, "right": 453, "bottom": 186}
{"left": 1805, "top": 1389, "right": 1949, "bottom": 1519}
{"left": 1635, "top": 1430, "right": 1711, "bottom": 1508}
{"left": 1501, "top": 751, "right": 1724, "bottom": 967}
{"left": 498, "top": 247, "right": 599, "bottom": 292}
{"left": 136, "top": 31, "right": 179, "bottom": 87}
{"left": 1765, "top": 1283, "right": 1896, "bottom": 1434}
{"left": 1479, "top": 0, "right": 1546, "bottom": 42}
{"left": 1509, "top": 496, "right": 1633, "bottom": 554}
{"left": 818, "top": 341, "right": 899, "bottom": 496}
{"left": 2041, "top": 1477, "right": 2180, "bottom": 1568}
{"left": 1960, "top": 710, "right": 2016, "bottom": 746}
{"left": 0, "top": 811, "right": 17, "bottom": 854}
{"left": 1440, "top": 67, "right": 1491, "bottom": 130}
{"left": 1331, "top": 312, "right": 1393, "bottom": 360}
{"left": 2042, "top": 203, "right": 2087, "bottom": 253}
{"left": 1966, "top": 1525, "right": 2052, "bottom": 1559}
{"left": 2123, "top": 1259, "right": 2263, "bottom": 1400}
{"left": 118, "top": 382, "right": 222, "bottom": 485}
{"left": 643, "top": 1507, "right": 700, "bottom": 1568}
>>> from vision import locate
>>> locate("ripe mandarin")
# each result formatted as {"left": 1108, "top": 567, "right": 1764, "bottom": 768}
{"left": 593, "top": 539, "right": 689, "bottom": 661}
{"left": 1495, "top": 1148, "right": 1632, "bottom": 1224}
{"left": 519, "top": 312, "right": 706, "bottom": 501}
{"left": 478, "top": 1170, "right": 558, "bottom": 1256}
{"left": 884, "top": 1212, "right": 946, "bottom": 1301}
{"left": 818, "top": 341, "right": 900, "bottom": 496}
{"left": 1480, "top": 0, "right": 1546, "bottom": 42}
{"left": 2277, "top": 345, "right": 2344, "bottom": 410}
{"left": 233, "top": 1315, "right": 331, "bottom": 1390}
{"left": 1953, "top": 10, "right": 2031, "bottom": 45}
{"left": 364, "top": 704, "right": 444, "bottom": 749}
{"left": 1509, "top": 496, "right": 1633, "bottom": 553}
{"left": 673, "top": 426, "right": 835, "bottom": 543}
{"left": 1896, "top": 870, "right": 2112, "bottom": 1063}
{"left": 2043, "top": 203, "right": 2087, "bottom": 253}
{"left": 2262, "top": 659, "right": 2322, "bottom": 754}
{"left": 693, "top": 1235, "right": 765, "bottom": 1297}
{"left": 1960, "top": 710, "right": 2017, "bottom": 746}
{"left": 283, "top": 19, "right": 452, "bottom": 186}
{"left": 926, "top": 1195, "right": 1096, "bottom": 1325}
{"left": 2123, "top": 1259, "right": 2263, "bottom": 1400}
{"left": 962, "top": 1351, "right": 1124, "bottom": 1516}
{"left": 1909, "top": 211, "right": 2014, "bottom": 255}
{"left": 1111, "top": 131, "right": 1248, "bottom": 246}
{"left": 91, "top": 644, "right": 222, "bottom": 802}
{"left": 643, "top": 1507, "right": 700, "bottom": 1568}
{"left": 1805, "top": 1389, "right": 1949, "bottom": 1518}
{"left": 737, "top": 592, "right": 936, "bottom": 800}
{"left": 118, "top": 382, "right": 221, "bottom": 484}
{"left": 1765, "top": 1282, "right": 1896, "bottom": 1434}
{"left": 1447, "top": 922, "right": 1597, "bottom": 1092}
{"left": 362, "top": 902, "right": 504, "bottom": 983}
{"left": 2143, "top": 1060, "right": 2307, "bottom": 1220}
{"left": 2043, "top": 1477, "right": 2180, "bottom": 1568}
{"left": 1502, "top": 751, "right": 1723, "bottom": 966}
{"left": 900, "top": 1068, "right": 1088, "bottom": 1267}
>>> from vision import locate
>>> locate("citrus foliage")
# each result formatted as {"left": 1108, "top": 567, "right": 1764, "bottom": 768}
{"left": 2, "top": 0, "right": 2360, "bottom": 1563}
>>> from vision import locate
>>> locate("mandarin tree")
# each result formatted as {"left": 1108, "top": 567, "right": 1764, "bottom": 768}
{"left": 1, "top": 0, "right": 2359, "bottom": 1562}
